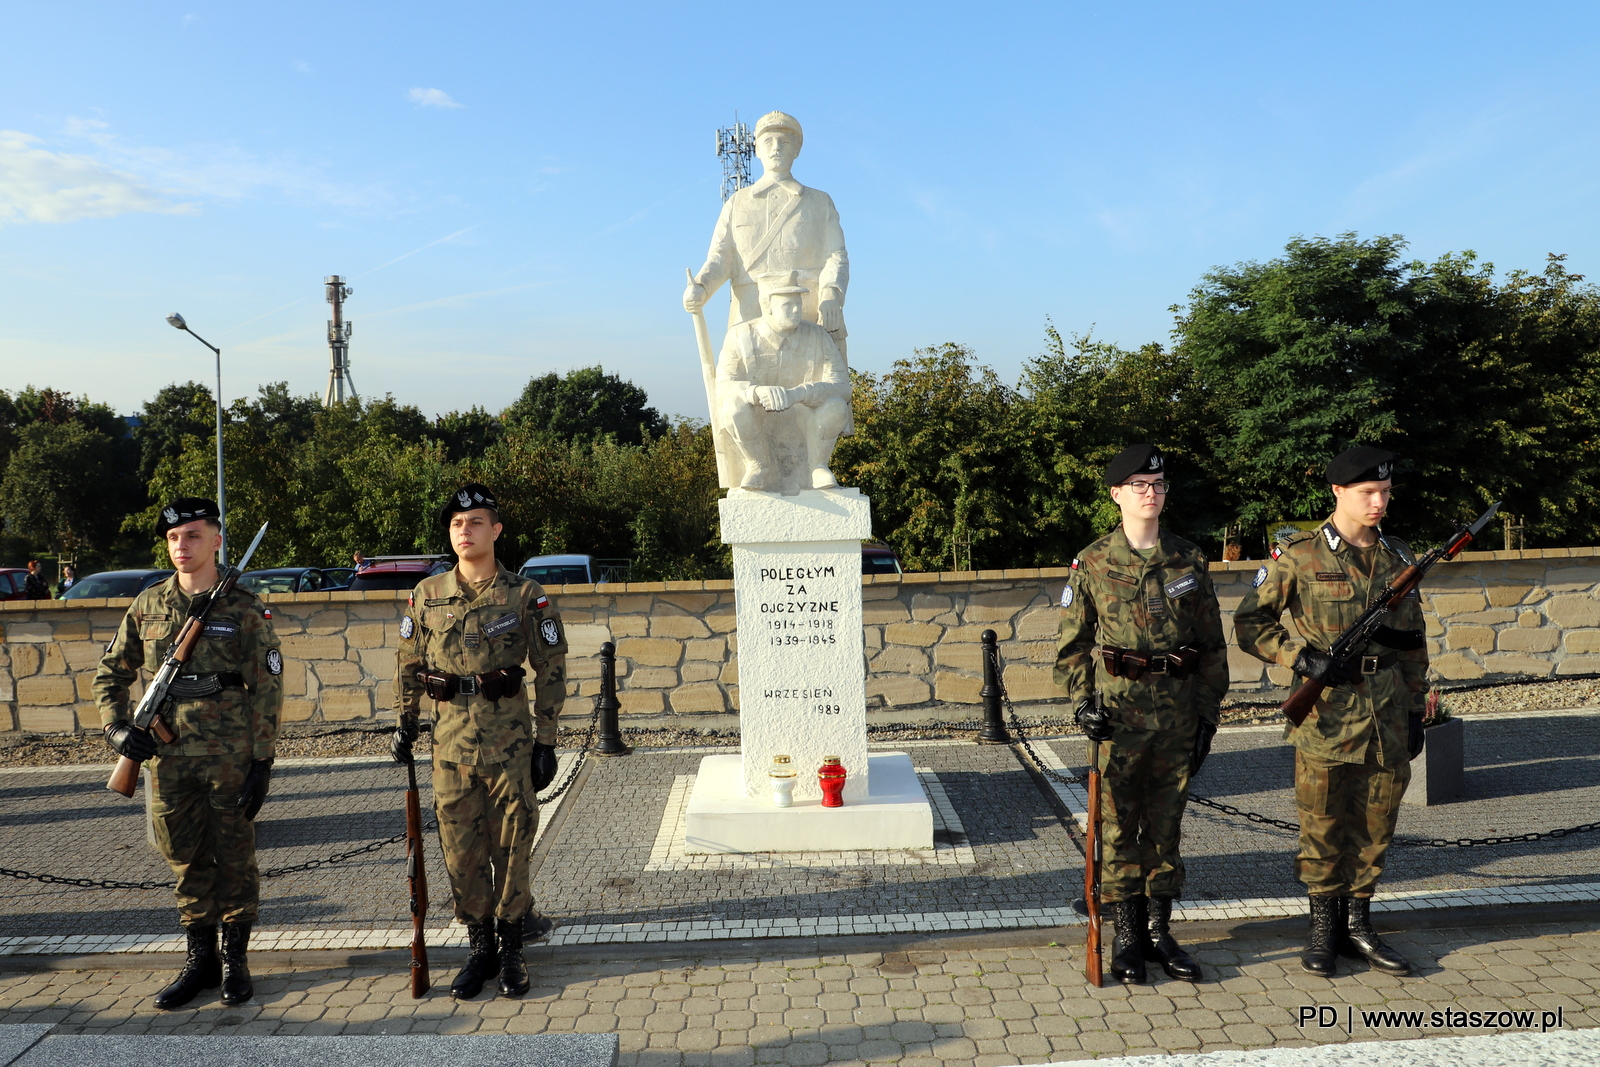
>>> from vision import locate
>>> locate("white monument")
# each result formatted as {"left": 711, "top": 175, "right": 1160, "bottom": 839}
{"left": 681, "top": 111, "right": 932, "bottom": 853}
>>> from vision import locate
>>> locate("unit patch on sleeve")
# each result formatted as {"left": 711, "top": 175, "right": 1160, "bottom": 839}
{"left": 1059, "top": 584, "right": 1074, "bottom": 608}
{"left": 1163, "top": 574, "right": 1199, "bottom": 598}
{"left": 266, "top": 649, "right": 283, "bottom": 675}
{"left": 540, "top": 619, "right": 561, "bottom": 646}
{"left": 1253, "top": 565, "right": 1269, "bottom": 588}
{"left": 484, "top": 612, "right": 520, "bottom": 638}
{"left": 399, "top": 616, "right": 414, "bottom": 640}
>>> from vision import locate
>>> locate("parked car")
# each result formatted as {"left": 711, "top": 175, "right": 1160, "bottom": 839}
{"left": 518, "top": 554, "right": 598, "bottom": 586}
{"left": 346, "top": 556, "right": 452, "bottom": 592}
{"left": 0, "top": 568, "right": 34, "bottom": 601}
{"left": 59, "top": 570, "right": 175, "bottom": 600}
{"left": 862, "top": 543, "right": 903, "bottom": 575}
{"left": 238, "top": 568, "right": 332, "bottom": 595}
{"left": 321, "top": 567, "right": 356, "bottom": 590}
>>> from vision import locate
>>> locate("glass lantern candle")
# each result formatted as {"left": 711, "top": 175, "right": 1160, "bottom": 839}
{"left": 769, "top": 754, "right": 798, "bottom": 807}
{"left": 818, "top": 756, "right": 847, "bottom": 807}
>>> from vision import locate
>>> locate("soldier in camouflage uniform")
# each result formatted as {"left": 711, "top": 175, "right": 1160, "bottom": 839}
{"left": 1234, "top": 446, "right": 1427, "bottom": 977}
{"left": 94, "top": 498, "right": 283, "bottom": 1010}
{"left": 392, "top": 483, "right": 569, "bottom": 1000}
{"left": 1054, "top": 445, "right": 1228, "bottom": 985}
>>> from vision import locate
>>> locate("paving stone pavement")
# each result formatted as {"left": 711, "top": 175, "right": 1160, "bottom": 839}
{"left": 0, "top": 911, "right": 1595, "bottom": 1065}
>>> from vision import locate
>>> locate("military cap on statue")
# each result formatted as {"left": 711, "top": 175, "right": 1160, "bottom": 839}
{"left": 753, "top": 110, "right": 803, "bottom": 146}
{"left": 1104, "top": 444, "right": 1165, "bottom": 486}
{"left": 155, "top": 497, "right": 222, "bottom": 536}
{"left": 755, "top": 269, "right": 810, "bottom": 300}
{"left": 438, "top": 483, "right": 500, "bottom": 527}
{"left": 1326, "top": 446, "right": 1397, "bottom": 486}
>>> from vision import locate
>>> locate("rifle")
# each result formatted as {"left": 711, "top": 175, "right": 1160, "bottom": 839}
{"left": 1280, "top": 502, "right": 1500, "bottom": 727}
{"left": 684, "top": 267, "right": 732, "bottom": 486}
{"left": 1083, "top": 721, "right": 1103, "bottom": 987}
{"left": 107, "top": 522, "right": 269, "bottom": 798}
{"left": 403, "top": 739, "right": 430, "bottom": 998}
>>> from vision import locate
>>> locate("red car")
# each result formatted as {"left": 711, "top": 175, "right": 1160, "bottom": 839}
{"left": 346, "top": 555, "right": 453, "bottom": 592}
{"left": 0, "top": 568, "right": 38, "bottom": 600}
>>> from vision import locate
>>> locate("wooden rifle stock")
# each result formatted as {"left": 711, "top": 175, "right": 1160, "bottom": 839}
{"left": 1083, "top": 738, "right": 1103, "bottom": 987}
{"left": 405, "top": 757, "right": 430, "bottom": 998}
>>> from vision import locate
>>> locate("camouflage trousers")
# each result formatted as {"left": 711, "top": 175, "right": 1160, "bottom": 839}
{"left": 1294, "top": 744, "right": 1410, "bottom": 896}
{"left": 433, "top": 757, "right": 541, "bottom": 924}
{"left": 147, "top": 752, "right": 259, "bottom": 926}
{"left": 1091, "top": 723, "right": 1195, "bottom": 902}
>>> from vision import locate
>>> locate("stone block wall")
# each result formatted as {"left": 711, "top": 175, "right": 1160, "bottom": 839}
{"left": 2, "top": 548, "right": 1596, "bottom": 732}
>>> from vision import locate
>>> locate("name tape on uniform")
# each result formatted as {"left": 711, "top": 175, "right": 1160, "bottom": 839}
{"left": 1163, "top": 574, "right": 1198, "bottom": 598}
{"left": 483, "top": 612, "right": 520, "bottom": 638}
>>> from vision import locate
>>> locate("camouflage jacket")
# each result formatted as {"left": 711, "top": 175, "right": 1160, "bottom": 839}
{"left": 1233, "top": 519, "right": 1428, "bottom": 767}
{"left": 394, "top": 563, "right": 568, "bottom": 765}
{"left": 1053, "top": 526, "right": 1228, "bottom": 730}
{"left": 94, "top": 577, "right": 283, "bottom": 760}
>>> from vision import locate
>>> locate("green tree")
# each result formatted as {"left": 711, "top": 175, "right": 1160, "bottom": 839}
{"left": 502, "top": 366, "right": 667, "bottom": 446}
{"left": 0, "top": 419, "right": 139, "bottom": 556}
{"left": 834, "top": 344, "right": 1029, "bottom": 571}
{"left": 430, "top": 406, "right": 504, "bottom": 462}
{"left": 133, "top": 382, "right": 217, "bottom": 483}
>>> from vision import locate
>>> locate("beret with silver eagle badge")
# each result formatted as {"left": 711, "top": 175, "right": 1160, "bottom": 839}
{"left": 438, "top": 483, "right": 499, "bottom": 527}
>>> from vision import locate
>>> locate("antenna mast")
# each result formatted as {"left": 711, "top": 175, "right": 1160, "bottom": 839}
{"left": 715, "top": 118, "right": 754, "bottom": 201}
{"left": 323, "top": 275, "right": 358, "bottom": 406}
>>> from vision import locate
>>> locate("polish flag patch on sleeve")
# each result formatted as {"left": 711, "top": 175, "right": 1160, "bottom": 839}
{"left": 534, "top": 594, "right": 550, "bottom": 610}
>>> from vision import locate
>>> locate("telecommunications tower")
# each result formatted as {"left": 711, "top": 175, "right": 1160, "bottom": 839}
{"left": 716, "top": 118, "right": 754, "bottom": 201}
{"left": 323, "top": 275, "right": 358, "bottom": 406}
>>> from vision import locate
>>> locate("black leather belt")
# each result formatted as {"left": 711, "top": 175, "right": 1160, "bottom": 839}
{"left": 1098, "top": 645, "right": 1201, "bottom": 682}
{"left": 167, "top": 672, "right": 245, "bottom": 699}
{"left": 416, "top": 666, "right": 526, "bottom": 702}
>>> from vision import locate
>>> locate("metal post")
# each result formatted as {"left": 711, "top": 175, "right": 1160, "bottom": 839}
{"left": 976, "top": 628, "right": 1012, "bottom": 744}
{"left": 594, "top": 641, "right": 631, "bottom": 756}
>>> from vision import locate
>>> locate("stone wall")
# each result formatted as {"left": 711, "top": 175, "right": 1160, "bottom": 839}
{"left": 3, "top": 548, "right": 1597, "bottom": 733}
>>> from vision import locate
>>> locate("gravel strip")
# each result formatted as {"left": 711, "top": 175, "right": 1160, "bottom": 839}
{"left": 5, "top": 677, "right": 1594, "bottom": 767}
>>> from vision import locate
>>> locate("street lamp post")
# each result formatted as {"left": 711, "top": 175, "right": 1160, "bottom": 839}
{"left": 165, "top": 313, "right": 228, "bottom": 566}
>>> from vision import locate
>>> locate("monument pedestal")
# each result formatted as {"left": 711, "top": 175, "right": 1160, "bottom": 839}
{"left": 695, "top": 487, "right": 932, "bottom": 851}
{"left": 685, "top": 752, "right": 933, "bottom": 853}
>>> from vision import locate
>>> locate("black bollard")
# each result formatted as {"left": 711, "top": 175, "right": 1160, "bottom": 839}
{"left": 594, "top": 640, "right": 631, "bottom": 757}
{"left": 976, "top": 628, "right": 1012, "bottom": 745}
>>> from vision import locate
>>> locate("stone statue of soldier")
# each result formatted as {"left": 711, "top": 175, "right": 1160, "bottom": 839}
{"left": 683, "top": 110, "right": 850, "bottom": 357}
{"left": 716, "top": 271, "right": 850, "bottom": 491}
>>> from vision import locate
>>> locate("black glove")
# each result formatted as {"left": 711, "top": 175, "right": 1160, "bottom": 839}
{"left": 105, "top": 722, "right": 158, "bottom": 762}
{"left": 531, "top": 742, "right": 558, "bottom": 792}
{"left": 1292, "top": 647, "right": 1363, "bottom": 688}
{"left": 237, "top": 758, "right": 274, "bottom": 821}
{"left": 1074, "top": 698, "right": 1114, "bottom": 743}
{"left": 1191, "top": 720, "right": 1217, "bottom": 775}
{"left": 392, "top": 719, "right": 418, "bottom": 765}
{"left": 1407, "top": 712, "right": 1426, "bottom": 761}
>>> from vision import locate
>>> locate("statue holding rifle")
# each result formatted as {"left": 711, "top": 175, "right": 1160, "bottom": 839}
{"left": 684, "top": 110, "right": 853, "bottom": 494}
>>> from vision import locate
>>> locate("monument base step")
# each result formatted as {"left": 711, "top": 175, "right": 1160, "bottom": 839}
{"left": 684, "top": 752, "right": 934, "bottom": 853}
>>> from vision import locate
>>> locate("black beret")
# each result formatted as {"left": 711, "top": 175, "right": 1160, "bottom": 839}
{"left": 156, "top": 497, "right": 221, "bottom": 537}
{"left": 439, "top": 483, "right": 500, "bottom": 527}
{"left": 1105, "top": 444, "right": 1165, "bottom": 486}
{"left": 1326, "top": 446, "right": 1397, "bottom": 486}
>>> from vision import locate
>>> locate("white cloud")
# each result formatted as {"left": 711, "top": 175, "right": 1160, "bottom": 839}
{"left": 407, "top": 88, "right": 463, "bottom": 109}
{"left": 0, "top": 130, "right": 196, "bottom": 226}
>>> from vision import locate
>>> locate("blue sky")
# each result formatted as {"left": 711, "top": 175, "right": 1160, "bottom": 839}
{"left": 4, "top": 3, "right": 1600, "bottom": 422}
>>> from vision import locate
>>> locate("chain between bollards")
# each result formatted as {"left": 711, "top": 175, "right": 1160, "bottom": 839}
{"left": 593, "top": 640, "right": 632, "bottom": 757}
{"left": 976, "top": 628, "right": 1012, "bottom": 744}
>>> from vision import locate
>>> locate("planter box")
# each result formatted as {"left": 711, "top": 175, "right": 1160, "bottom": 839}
{"left": 1405, "top": 716, "right": 1464, "bottom": 806}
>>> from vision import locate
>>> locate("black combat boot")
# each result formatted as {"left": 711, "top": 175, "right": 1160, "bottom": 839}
{"left": 496, "top": 917, "right": 530, "bottom": 997}
{"left": 1334, "top": 896, "right": 1362, "bottom": 959}
{"left": 524, "top": 912, "right": 555, "bottom": 943}
{"left": 154, "top": 924, "right": 222, "bottom": 1010}
{"left": 1145, "top": 897, "right": 1203, "bottom": 982}
{"left": 451, "top": 920, "right": 498, "bottom": 1000}
{"left": 219, "top": 922, "right": 254, "bottom": 1006}
{"left": 1344, "top": 896, "right": 1413, "bottom": 975}
{"left": 1108, "top": 896, "right": 1149, "bottom": 985}
{"left": 1301, "top": 894, "right": 1339, "bottom": 977}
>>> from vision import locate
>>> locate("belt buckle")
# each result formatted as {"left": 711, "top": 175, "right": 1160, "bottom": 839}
{"left": 1361, "top": 655, "right": 1380, "bottom": 675}
{"left": 458, "top": 675, "right": 479, "bottom": 696}
{"left": 1147, "top": 655, "right": 1168, "bottom": 675}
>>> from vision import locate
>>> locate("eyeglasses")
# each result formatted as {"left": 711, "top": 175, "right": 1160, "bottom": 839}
{"left": 1120, "top": 480, "right": 1170, "bottom": 496}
